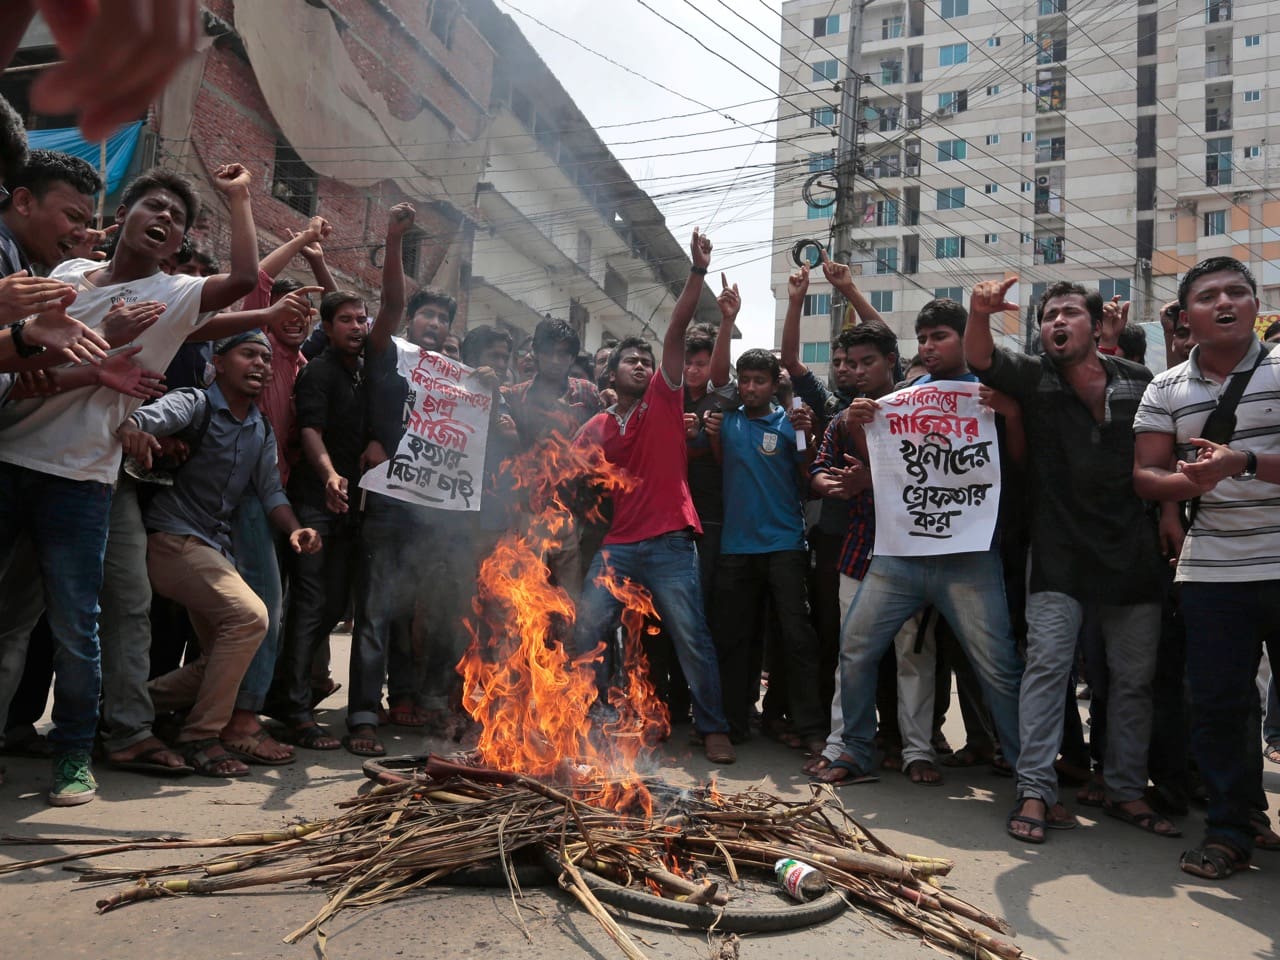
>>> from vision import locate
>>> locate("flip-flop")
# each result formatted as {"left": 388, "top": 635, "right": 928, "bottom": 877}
{"left": 342, "top": 726, "right": 386, "bottom": 758}
{"left": 222, "top": 728, "right": 297, "bottom": 766}
{"left": 940, "top": 745, "right": 993, "bottom": 768}
{"left": 285, "top": 723, "right": 342, "bottom": 750}
{"left": 107, "top": 743, "right": 194, "bottom": 776}
{"left": 181, "top": 738, "right": 251, "bottom": 778}
{"left": 1264, "top": 745, "right": 1280, "bottom": 765}
{"left": 1007, "top": 799, "right": 1047, "bottom": 844}
{"left": 904, "top": 759, "right": 945, "bottom": 786}
{"left": 812, "top": 757, "right": 879, "bottom": 786}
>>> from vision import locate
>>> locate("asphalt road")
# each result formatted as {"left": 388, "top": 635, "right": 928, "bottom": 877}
{"left": 2, "top": 650, "right": 1276, "bottom": 960}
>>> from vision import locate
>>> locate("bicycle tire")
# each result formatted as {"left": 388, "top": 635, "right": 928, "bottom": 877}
{"left": 362, "top": 754, "right": 429, "bottom": 783}
{"left": 539, "top": 848, "right": 847, "bottom": 933}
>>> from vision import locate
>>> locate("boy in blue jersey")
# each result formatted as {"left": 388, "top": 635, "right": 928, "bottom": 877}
{"left": 707, "top": 348, "right": 826, "bottom": 750}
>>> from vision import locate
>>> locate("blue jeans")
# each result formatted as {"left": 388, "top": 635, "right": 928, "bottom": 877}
{"left": 0, "top": 464, "right": 112, "bottom": 755}
{"left": 837, "top": 550, "right": 1023, "bottom": 773}
{"left": 231, "top": 495, "right": 284, "bottom": 713}
{"left": 573, "top": 531, "right": 728, "bottom": 734}
{"left": 1180, "top": 579, "right": 1280, "bottom": 855}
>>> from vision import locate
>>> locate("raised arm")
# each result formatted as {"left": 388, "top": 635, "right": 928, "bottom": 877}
{"left": 257, "top": 216, "right": 330, "bottom": 281}
{"left": 369, "top": 202, "right": 415, "bottom": 356}
{"left": 663, "top": 228, "right": 711, "bottom": 385}
{"left": 190, "top": 287, "right": 321, "bottom": 343}
{"left": 199, "top": 164, "right": 259, "bottom": 313}
{"left": 819, "top": 250, "right": 883, "bottom": 326}
{"left": 780, "top": 264, "right": 810, "bottom": 378}
{"left": 964, "top": 277, "right": 1019, "bottom": 372}
{"left": 710, "top": 272, "right": 737, "bottom": 387}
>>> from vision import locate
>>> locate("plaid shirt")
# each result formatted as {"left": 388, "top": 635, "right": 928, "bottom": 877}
{"left": 811, "top": 415, "right": 875, "bottom": 579}
{"left": 504, "top": 376, "right": 603, "bottom": 448}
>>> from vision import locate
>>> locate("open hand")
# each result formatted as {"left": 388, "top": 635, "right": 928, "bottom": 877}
{"left": 0, "top": 271, "right": 77, "bottom": 326}
{"left": 102, "top": 299, "right": 166, "bottom": 347}
{"left": 1176, "top": 438, "right": 1248, "bottom": 493}
{"left": 26, "top": 302, "right": 111, "bottom": 363}
{"left": 97, "top": 345, "right": 165, "bottom": 399}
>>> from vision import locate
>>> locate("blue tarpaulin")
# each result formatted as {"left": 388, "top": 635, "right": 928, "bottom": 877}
{"left": 25, "top": 122, "right": 143, "bottom": 195}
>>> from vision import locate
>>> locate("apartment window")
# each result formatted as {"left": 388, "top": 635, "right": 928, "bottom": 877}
{"left": 937, "top": 187, "right": 966, "bottom": 209}
{"left": 1098, "top": 279, "right": 1131, "bottom": 301}
{"left": 874, "top": 246, "right": 898, "bottom": 274}
{"left": 1205, "top": 0, "right": 1230, "bottom": 23}
{"left": 1244, "top": 34, "right": 1260, "bottom": 47}
{"left": 576, "top": 229, "right": 591, "bottom": 270}
{"left": 1038, "top": 0, "right": 1065, "bottom": 12}
{"left": 271, "top": 139, "right": 318, "bottom": 216}
{"left": 429, "top": 0, "right": 459, "bottom": 46}
{"left": 875, "top": 198, "right": 899, "bottom": 226}
{"left": 604, "top": 265, "right": 628, "bottom": 309}
{"left": 1243, "top": 145, "right": 1261, "bottom": 159}
{"left": 935, "top": 236, "right": 965, "bottom": 259}
{"left": 809, "top": 152, "right": 836, "bottom": 172}
{"left": 802, "top": 342, "right": 831, "bottom": 364}
{"left": 983, "top": 232, "right": 999, "bottom": 244}
{"left": 803, "top": 293, "right": 832, "bottom": 317}
{"left": 987, "top": 37, "right": 1001, "bottom": 47}
{"left": 400, "top": 227, "right": 426, "bottom": 279}
{"left": 939, "top": 90, "right": 968, "bottom": 113}
{"left": 1021, "top": 232, "right": 1033, "bottom": 243}
{"left": 813, "top": 14, "right": 840, "bottom": 36}
{"left": 1023, "top": 131, "right": 1034, "bottom": 142}
{"left": 937, "top": 139, "right": 967, "bottom": 161}
{"left": 869, "top": 290, "right": 894, "bottom": 312}
{"left": 1203, "top": 210, "right": 1227, "bottom": 236}
{"left": 807, "top": 201, "right": 834, "bottom": 220}
{"left": 882, "top": 61, "right": 903, "bottom": 84}
{"left": 1206, "top": 136, "right": 1233, "bottom": 185}
{"left": 940, "top": 0, "right": 969, "bottom": 17}
{"left": 934, "top": 287, "right": 964, "bottom": 302}
{"left": 1021, "top": 181, "right": 1033, "bottom": 192}
{"left": 985, "top": 182, "right": 999, "bottom": 193}
{"left": 1243, "top": 90, "right": 1260, "bottom": 103}
{"left": 986, "top": 133, "right": 1000, "bottom": 145}
{"left": 987, "top": 85, "right": 1000, "bottom": 96}
{"left": 813, "top": 59, "right": 839, "bottom": 82}
{"left": 939, "top": 43, "right": 969, "bottom": 66}
{"left": 882, "top": 16, "right": 903, "bottom": 39}
{"left": 810, "top": 106, "right": 835, "bottom": 127}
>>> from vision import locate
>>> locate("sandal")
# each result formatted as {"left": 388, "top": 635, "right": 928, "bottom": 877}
{"left": 286, "top": 723, "right": 341, "bottom": 750}
{"left": 1249, "top": 811, "right": 1280, "bottom": 852}
{"left": 940, "top": 744, "right": 994, "bottom": 768}
{"left": 1007, "top": 797, "right": 1047, "bottom": 844}
{"left": 342, "top": 724, "right": 386, "bottom": 758}
{"left": 1179, "top": 841, "right": 1250, "bottom": 880}
{"left": 990, "top": 753, "right": 1014, "bottom": 777}
{"left": 812, "top": 755, "right": 879, "bottom": 786}
{"left": 1076, "top": 774, "right": 1107, "bottom": 808}
{"left": 802, "top": 754, "right": 832, "bottom": 776}
{"left": 762, "top": 718, "right": 805, "bottom": 750}
{"left": 387, "top": 702, "right": 429, "bottom": 728}
{"left": 107, "top": 739, "right": 194, "bottom": 775}
{"left": 905, "top": 758, "right": 944, "bottom": 786}
{"left": 222, "top": 728, "right": 296, "bottom": 766}
{"left": 1265, "top": 745, "right": 1280, "bottom": 765}
{"left": 181, "top": 738, "right": 250, "bottom": 778}
{"left": 1105, "top": 801, "right": 1182, "bottom": 838}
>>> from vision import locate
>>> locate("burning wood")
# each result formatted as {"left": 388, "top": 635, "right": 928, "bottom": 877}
{"left": 1, "top": 757, "right": 1037, "bottom": 960}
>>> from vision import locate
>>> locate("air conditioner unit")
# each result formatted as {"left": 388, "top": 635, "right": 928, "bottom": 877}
{"left": 906, "top": 117, "right": 921, "bottom": 128}
{"left": 905, "top": 164, "right": 921, "bottom": 178}
{"left": 1036, "top": 175, "right": 1050, "bottom": 186}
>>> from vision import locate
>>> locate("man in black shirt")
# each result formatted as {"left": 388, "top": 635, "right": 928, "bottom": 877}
{"left": 966, "top": 277, "right": 1171, "bottom": 844}
{"left": 273, "top": 292, "right": 372, "bottom": 754}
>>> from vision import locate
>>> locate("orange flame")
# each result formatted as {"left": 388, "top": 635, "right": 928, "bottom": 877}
{"left": 457, "top": 434, "right": 671, "bottom": 815}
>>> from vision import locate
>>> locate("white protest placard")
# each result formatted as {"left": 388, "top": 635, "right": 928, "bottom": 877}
{"left": 358, "top": 338, "right": 491, "bottom": 511}
{"left": 864, "top": 381, "right": 1001, "bottom": 556}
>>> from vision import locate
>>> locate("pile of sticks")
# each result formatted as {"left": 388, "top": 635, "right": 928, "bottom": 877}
{"left": 0, "top": 755, "right": 1035, "bottom": 960}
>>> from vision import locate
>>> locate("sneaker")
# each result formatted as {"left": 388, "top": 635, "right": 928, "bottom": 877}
{"left": 48, "top": 751, "right": 98, "bottom": 806}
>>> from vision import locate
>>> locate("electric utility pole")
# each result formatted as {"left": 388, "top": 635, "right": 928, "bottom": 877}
{"left": 830, "top": 0, "right": 866, "bottom": 342}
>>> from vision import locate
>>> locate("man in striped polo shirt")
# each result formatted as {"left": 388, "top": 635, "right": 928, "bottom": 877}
{"left": 1134, "top": 256, "right": 1280, "bottom": 880}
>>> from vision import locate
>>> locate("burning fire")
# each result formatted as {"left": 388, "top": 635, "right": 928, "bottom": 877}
{"left": 457, "top": 435, "right": 672, "bottom": 815}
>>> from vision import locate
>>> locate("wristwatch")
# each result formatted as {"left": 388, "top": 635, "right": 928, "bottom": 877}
{"left": 6, "top": 318, "right": 45, "bottom": 358}
{"left": 1234, "top": 448, "right": 1258, "bottom": 480}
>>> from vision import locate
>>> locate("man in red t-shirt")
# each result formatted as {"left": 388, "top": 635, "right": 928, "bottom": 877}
{"left": 573, "top": 229, "right": 734, "bottom": 764}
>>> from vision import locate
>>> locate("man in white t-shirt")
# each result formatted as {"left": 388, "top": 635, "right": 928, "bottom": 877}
{"left": 0, "top": 163, "right": 261, "bottom": 805}
{"left": 1134, "top": 256, "right": 1280, "bottom": 880}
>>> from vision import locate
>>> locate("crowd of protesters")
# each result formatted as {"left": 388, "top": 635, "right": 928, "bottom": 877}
{"left": 0, "top": 3, "right": 1277, "bottom": 886}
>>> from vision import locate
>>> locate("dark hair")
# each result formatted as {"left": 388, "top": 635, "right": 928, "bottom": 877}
{"left": 320, "top": 291, "right": 364, "bottom": 325}
{"left": 271, "top": 277, "right": 304, "bottom": 299}
{"left": 1034, "top": 281, "right": 1103, "bottom": 327}
{"left": 190, "top": 247, "right": 219, "bottom": 274}
{"left": 0, "top": 94, "right": 27, "bottom": 184}
{"left": 174, "top": 235, "right": 194, "bottom": 265}
{"left": 1264, "top": 320, "right": 1280, "bottom": 341}
{"left": 1118, "top": 323, "right": 1148, "bottom": 365}
{"left": 569, "top": 354, "right": 594, "bottom": 381}
{"left": 915, "top": 298, "right": 967, "bottom": 335}
{"left": 119, "top": 168, "right": 199, "bottom": 232}
{"left": 461, "top": 324, "right": 513, "bottom": 366}
{"left": 406, "top": 286, "right": 457, "bottom": 324}
{"left": 532, "top": 316, "right": 580, "bottom": 357}
{"left": 736, "top": 347, "right": 781, "bottom": 382}
{"left": 607, "top": 335, "right": 654, "bottom": 375}
{"left": 7, "top": 149, "right": 102, "bottom": 201}
{"left": 1177, "top": 256, "right": 1257, "bottom": 310}
{"left": 836, "top": 318, "right": 897, "bottom": 358}
{"left": 905, "top": 353, "right": 924, "bottom": 369}
{"left": 684, "top": 323, "right": 715, "bottom": 356}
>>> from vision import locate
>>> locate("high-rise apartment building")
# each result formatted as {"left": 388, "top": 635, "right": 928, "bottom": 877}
{"left": 771, "top": 0, "right": 1280, "bottom": 372}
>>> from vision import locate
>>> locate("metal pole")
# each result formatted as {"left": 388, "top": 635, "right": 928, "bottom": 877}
{"left": 830, "top": 0, "right": 864, "bottom": 342}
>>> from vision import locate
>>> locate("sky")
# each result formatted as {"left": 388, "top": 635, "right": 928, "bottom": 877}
{"left": 495, "top": 0, "right": 802, "bottom": 351}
